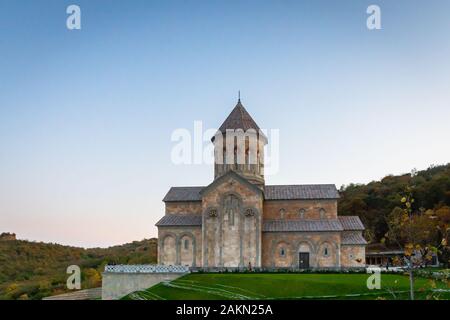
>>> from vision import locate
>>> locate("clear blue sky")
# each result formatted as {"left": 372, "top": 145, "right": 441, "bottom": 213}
{"left": 1, "top": 0, "right": 449, "bottom": 247}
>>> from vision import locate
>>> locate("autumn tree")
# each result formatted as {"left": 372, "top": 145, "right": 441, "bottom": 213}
{"left": 83, "top": 268, "right": 102, "bottom": 288}
{"left": 386, "top": 182, "right": 447, "bottom": 300}
{"left": 435, "top": 206, "right": 450, "bottom": 265}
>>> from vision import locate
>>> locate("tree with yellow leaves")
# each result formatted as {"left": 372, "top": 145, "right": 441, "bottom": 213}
{"left": 386, "top": 178, "right": 448, "bottom": 300}
{"left": 83, "top": 268, "right": 102, "bottom": 288}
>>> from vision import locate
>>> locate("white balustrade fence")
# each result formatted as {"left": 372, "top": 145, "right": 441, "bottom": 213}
{"left": 104, "top": 264, "right": 189, "bottom": 274}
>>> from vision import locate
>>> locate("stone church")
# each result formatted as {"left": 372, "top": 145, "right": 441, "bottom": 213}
{"left": 156, "top": 99, "right": 366, "bottom": 269}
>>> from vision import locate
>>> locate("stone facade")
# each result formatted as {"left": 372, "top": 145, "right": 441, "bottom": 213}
{"left": 340, "top": 245, "right": 366, "bottom": 268}
{"left": 261, "top": 232, "right": 341, "bottom": 268}
{"left": 165, "top": 202, "right": 202, "bottom": 215}
{"left": 263, "top": 199, "right": 338, "bottom": 220}
{"left": 158, "top": 226, "right": 202, "bottom": 267}
{"left": 155, "top": 100, "right": 367, "bottom": 269}
{"left": 201, "top": 173, "right": 263, "bottom": 268}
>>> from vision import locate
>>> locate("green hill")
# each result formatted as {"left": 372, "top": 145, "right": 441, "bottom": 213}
{"left": 339, "top": 163, "right": 450, "bottom": 264}
{"left": 0, "top": 238, "right": 157, "bottom": 300}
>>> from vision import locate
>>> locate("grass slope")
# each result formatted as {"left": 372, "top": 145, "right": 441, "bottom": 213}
{"left": 123, "top": 273, "right": 450, "bottom": 300}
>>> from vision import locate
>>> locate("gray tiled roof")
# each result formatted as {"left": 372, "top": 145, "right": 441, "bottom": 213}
{"left": 262, "top": 220, "right": 344, "bottom": 232}
{"left": 338, "top": 216, "right": 365, "bottom": 231}
{"left": 163, "top": 184, "right": 339, "bottom": 202}
{"left": 341, "top": 232, "right": 368, "bottom": 245}
{"left": 162, "top": 187, "right": 203, "bottom": 202}
{"left": 155, "top": 214, "right": 202, "bottom": 227}
{"left": 218, "top": 101, "right": 262, "bottom": 134}
{"left": 156, "top": 214, "right": 366, "bottom": 233}
{"left": 264, "top": 184, "right": 339, "bottom": 200}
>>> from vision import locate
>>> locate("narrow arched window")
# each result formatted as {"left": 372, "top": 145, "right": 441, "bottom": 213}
{"left": 324, "top": 246, "right": 329, "bottom": 257}
{"left": 299, "top": 208, "right": 306, "bottom": 219}
{"left": 280, "top": 248, "right": 286, "bottom": 257}
{"left": 184, "top": 239, "right": 189, "bottom": 250}
{"left": 280, "top": 208, "right": 286, "bottom": 219}
{"left": 224, "top": 194, "right": 239, "bottom": 226}
{"left": 319, "top": 208, "right": 326, "bottom": 219}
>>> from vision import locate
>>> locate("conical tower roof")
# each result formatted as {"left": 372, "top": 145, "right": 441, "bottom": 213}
{"left": 218, "top": 100, "right": 261, "bottom": 133}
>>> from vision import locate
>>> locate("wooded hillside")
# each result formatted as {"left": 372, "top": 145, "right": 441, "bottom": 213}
{"left": 0, "top": 238, "right": 157, "bottom": 300}
{"left": 339, "top": 163, "right": 450, "bottom": 264}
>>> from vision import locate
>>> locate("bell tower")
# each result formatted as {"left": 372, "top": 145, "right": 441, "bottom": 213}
{"left": 212, "top": 99, "right": 267, "bottom": 186}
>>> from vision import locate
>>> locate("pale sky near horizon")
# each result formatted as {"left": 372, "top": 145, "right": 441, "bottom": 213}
{"left": 1, "top": 0, "right": 449, "bottom": 248}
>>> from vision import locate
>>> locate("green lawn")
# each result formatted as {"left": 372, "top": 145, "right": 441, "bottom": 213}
{"left": 122, "top": 273, "right": 450, "bottom": 300}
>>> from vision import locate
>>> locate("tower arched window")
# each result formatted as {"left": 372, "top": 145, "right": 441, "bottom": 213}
{"left": 223, "top": 149, "right": 226, "bottom": 167}
{"left": 323, "top": 245, "right": 330, "bottom": 257}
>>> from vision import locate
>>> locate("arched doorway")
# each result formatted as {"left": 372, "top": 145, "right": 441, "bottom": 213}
{"left": 298, "top": 242, "right": 311, "bottom": 269}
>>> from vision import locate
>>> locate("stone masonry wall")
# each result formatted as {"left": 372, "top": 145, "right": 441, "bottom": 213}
{"left": 202, "top": 175, "right": 263, "bottom": 268}
{"left": 165, "top": 202, "right": 202, "bottom": 214}
{"left": 158, "top": 226, "right": 202, "bottom": 267}
{"left": 340, "top": 245, "right": 366, "bottom": 267}
{"left": 102, "top": 272, "right": 184, "bottom": 300}
{"left": 263, "top": 200, "right": 338, "bottom": 220}
{"left": 262, "top": 232, "right": 341, "bottom": 268}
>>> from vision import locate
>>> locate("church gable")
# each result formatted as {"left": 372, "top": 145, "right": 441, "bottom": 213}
{"left": 201, "top": 171, "right": 263, "bottom": 268}
{"left": 200, "top": 170, "right": 263, "bottom": 204}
